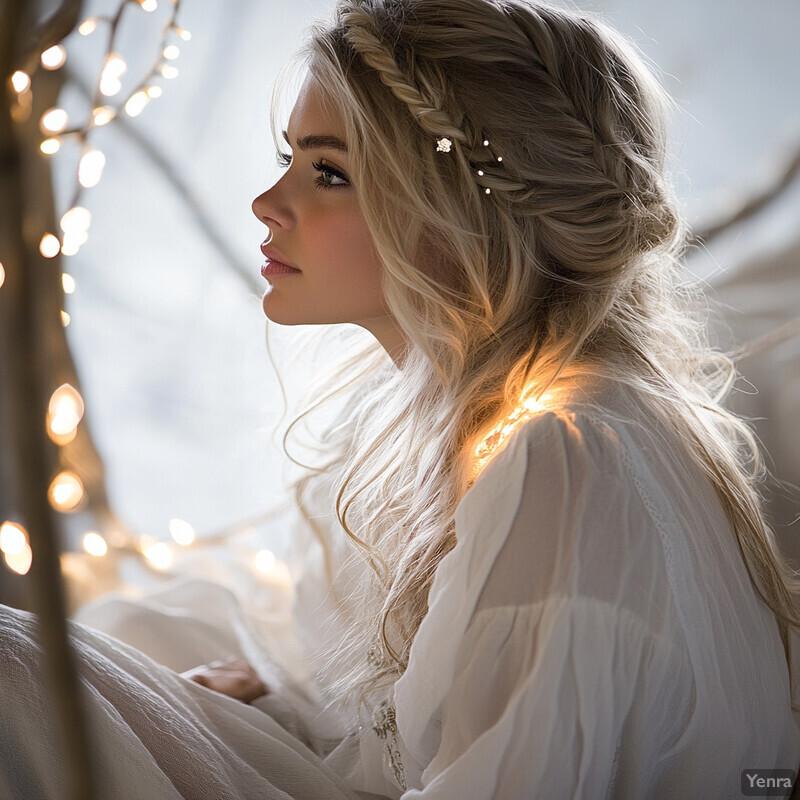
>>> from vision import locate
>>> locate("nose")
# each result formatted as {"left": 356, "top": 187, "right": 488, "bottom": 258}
{"left": 251, "top": 183, "right": 293, "bottom": 233}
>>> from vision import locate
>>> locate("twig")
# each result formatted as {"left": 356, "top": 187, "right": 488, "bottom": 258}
{"left": 688, "top": 138, "right": 800, "bottom": 246}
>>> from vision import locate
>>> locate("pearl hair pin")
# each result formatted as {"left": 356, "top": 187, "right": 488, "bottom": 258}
{"left": 435, "top": 134, "right": 501, "bottom": 195}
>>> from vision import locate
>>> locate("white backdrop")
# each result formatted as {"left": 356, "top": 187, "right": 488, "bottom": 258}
{"left": 52, "top": 0, "right": 800, "bottom": 558}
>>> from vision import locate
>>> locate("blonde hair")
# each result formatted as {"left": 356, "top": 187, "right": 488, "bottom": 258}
{"left": 267, "top": 0, "right": 800, "bottom": 713}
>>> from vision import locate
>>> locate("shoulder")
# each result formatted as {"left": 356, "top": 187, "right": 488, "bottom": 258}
{"left": 458, "top": 405, "right": 631, "bottom": 529}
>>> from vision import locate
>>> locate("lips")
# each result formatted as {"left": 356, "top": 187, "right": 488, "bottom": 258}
{"left": 260, "top": 241, "right": 299, "bottom": 270}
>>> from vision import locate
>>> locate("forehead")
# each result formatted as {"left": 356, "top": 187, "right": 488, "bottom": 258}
{"left": 287, "top": 75, "right": 346, "bottom": 137}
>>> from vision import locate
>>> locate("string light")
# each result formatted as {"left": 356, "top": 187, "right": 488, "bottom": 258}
{"left": 78, "top": 149, "right": 106, "bottom": 188}
{"left": 60, "top": 206, "right": 92, "bottom": 236}
{"left": 0, "top": 262, "right": 4, "bottom": 289}
{"left": 124, "top": 90, "right": 149, "bottom": 117}
{"left": 40, "top": 137, "right": 61, "bottom": 155}
{"left": 92, "top": 106, "right": 115, "bottom": 126}
{"left": 10, "top": 0, "right": 194, "bottom": 587}
{"left": 82, "top": 532, "right": 108, "bottom": 557}
{"left": 62, "top": 273, "right": 76, "bottom": 294}
{"left": 47, "top": 383, "right": 85, "bottom": 440}
{"left": 78, "top": 18, "right": 97, "bottom": 36}
{"left": 48, "top": 470, "right": 85, "bottom": 512}
{"left": 41, "top": 45, "right": 67, "bottom": 70}
{"left": 99, "top": 53, "right": 127, "bottom": 96}
{"left": 168, "top": 518, "right": 196, "bottom": 546}
{"left": 39, "top": 233, "right": 61, "bottom": 258}
{"left": 40, "top": 107, "right": 68, "bottom": 134}
{"left": 0, "top": 521, "right": 33, "bottom": 578}
{"left": 143, "top": 541, "right": 172, "bottom": 570}
{"left": 11, "top": 70, "right": 30, "bottom": 94}
{"left": 4, "top": 544, "right": 33, "bottom": 576}
{"left": 0, "top": 521, "right": 28, "bottom": 556}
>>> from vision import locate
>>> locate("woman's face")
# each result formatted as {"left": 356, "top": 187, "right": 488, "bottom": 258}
{"left": 252, "top": 75, "right": 405, "bottom": 363}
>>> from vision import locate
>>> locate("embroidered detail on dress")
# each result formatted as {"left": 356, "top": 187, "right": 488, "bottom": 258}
{"left": 372, "top": 699, "right": 407, "bottom": 791}
{"left": 366, "top": 642, "right": 386, "bottom": 668}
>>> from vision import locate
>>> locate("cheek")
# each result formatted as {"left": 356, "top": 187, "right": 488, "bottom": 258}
{"left": 317, "top": 210, "right": 384, "bottom": 297}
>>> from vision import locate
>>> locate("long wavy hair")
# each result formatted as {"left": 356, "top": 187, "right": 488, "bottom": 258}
{"left": 265, "top": 0, "right": 800, "bottom": 713}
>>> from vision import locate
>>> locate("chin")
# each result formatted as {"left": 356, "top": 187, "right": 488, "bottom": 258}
{"left": 261, "top": 292, "right": 305, "bottom": 325}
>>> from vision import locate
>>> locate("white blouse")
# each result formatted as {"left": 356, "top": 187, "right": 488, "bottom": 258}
{"left": 290, "top": 378, "right": 800, "bottom": 799}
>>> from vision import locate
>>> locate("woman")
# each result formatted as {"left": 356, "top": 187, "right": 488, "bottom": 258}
{"left": 2, "top": 0, "right": 799, "bottom": 797}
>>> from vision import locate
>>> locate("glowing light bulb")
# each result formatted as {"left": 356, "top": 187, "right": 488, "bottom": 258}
{"left": 82, "top": 531, "right": 108, "bottom": 557}
{"left": 160, "top": 65, "right": 179, "bottom": 80}
{"left": 177, "top": 28, "right": 192, "bottom": 41}
{"left": 78, "top": 18, "right": 97, "bottom": 36}
{"left": 99, "top": 76, "right": 122, "bottom": 96}
{"left": 0, "top": 262, "right": 4, "bottom": 289}
{"left": 41, "top": 45, "right": 67, "bottom": 70}
{"left": 124, "top": 90, "right": 149, "bottom": 117}
{"left": 0, "top": 521, "right": 28, "bottom": 556}
{"left": 140, "top": 0, "right": 158, "bottom": 11}
{"left": 145, "top": 85, "right": 162, "bottom": 98}
{"left": 47, "top": 470, "right": 84, "bottom": 512}
{"left": 78, "top": 149, "right": 105, "bottom": 188}
{"left": 92, "top": 106, "right": 115, "bottom": 126}
{"left": 100, "top": 54, "right": 126, "bottom": 96}
{"left": 47, "top": 383, "right": 85, "bottom": 437}
{"left": 4, "top": 543, "right": 33, "bottom": 575}
{"left": 168, "top": 518, "right": 195, "bottom": 546}
{"left": 39, "top": 233, "right": 60, "bottom": 258}
{"left": 11, "top": 71, "right": 30, "bottom": 94}
{"left": 40, "top": 137, "right": 61, "bottom": 155}
{"left": 60, "top": 206, "right": 91, "bottom": 236}
{"left": 143, "top": 542, "right": 172, "bottom": 570}
{"left": 61, "top": 239, "right": 80, "bottom": 257}
{"left": 103, "top": 53, "right": 127, "bottom": 78}
{"left": 61, "top": 310, "right": 71, "bottom": 327}
{"left": 255, "top": 549, "right": 276, "bottom": 574}
{"left": 40, "top": 107, "right": 68, "bottom": 134}
{"left": 61, "top": 273, "right": 76, "bottom": 294}
{"left": 163, "top": 45, "right": 180, "bottom": 61}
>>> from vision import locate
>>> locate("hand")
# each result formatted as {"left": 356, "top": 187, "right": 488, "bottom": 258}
{"left": 181, "top": 656, "right": 269, "bottom": 704}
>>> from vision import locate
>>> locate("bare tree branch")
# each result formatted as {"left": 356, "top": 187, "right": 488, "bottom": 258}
{"left": 689, "top": 137, "right": 800, "bottom": 246}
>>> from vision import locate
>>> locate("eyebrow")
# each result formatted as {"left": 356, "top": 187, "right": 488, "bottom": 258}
{"left": 282, "top": 130, "right": 348, "bottom": 153}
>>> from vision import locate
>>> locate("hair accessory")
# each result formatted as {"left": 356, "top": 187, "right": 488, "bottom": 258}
{"left": 435, "top": 133, "right": 503, "bottom": 196}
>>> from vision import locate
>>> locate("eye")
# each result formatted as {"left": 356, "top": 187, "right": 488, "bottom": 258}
{"left": 311, "top": 160, "right": 349, "bottom": 190}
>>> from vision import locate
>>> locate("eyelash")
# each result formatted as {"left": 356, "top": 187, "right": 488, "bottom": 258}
{"left": 276, "top": 151, "right": 349, "bottom": 190}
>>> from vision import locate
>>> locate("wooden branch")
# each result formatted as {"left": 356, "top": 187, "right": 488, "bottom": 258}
{"left": 688, "top": 137, "right": 800, "bottom": 247}
{"left": 0, "top": 0, "right": 97, "bottom": 797}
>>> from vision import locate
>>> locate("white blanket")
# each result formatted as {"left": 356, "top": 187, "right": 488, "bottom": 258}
{"left": 0, "top": 577, "right": 380, "bottom": 800}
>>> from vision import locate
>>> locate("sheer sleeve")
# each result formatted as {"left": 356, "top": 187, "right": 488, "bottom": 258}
{"left": 402, "top": 597, "right": 685, "bottom": 799}
{"left": 391, "top": 410, "right": 695, "bottom": 798}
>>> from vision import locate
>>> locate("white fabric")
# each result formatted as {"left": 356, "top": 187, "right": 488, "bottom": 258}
{"left": 1, "top": 378, "right": 798, "bottom": 798}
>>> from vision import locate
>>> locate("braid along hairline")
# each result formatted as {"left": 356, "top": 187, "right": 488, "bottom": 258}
{"left": 338, "top": 3, "right": 531, "bottom": 196}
